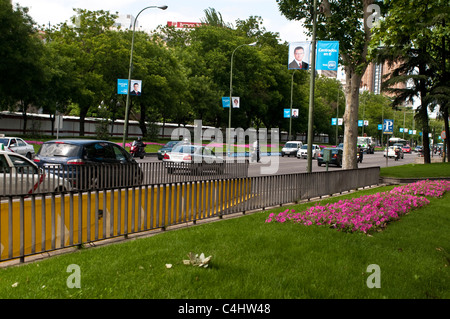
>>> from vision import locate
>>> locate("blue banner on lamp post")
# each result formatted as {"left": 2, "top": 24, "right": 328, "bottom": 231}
{"left": 316, "top": 41, "right": 339, "bottom": 71}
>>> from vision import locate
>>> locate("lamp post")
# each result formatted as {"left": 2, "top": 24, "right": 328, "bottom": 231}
{"left": 228, "top": 42, "right": 257, "bottom": 155}
{"left": 122, "top": 5, "right": 168, "bottom": 149}
{"left": 289, "top": 69, "right": 299, "bottom": 140}
{"left": 306, "top": 0, "right": 317, "bottom": 173}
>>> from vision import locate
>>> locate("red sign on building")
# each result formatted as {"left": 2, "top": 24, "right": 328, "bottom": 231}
{"left": 167, "top": 21, "right": 204, "bottom": 28}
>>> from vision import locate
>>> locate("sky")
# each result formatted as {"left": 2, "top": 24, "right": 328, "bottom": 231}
{"left": 12, "top": 0, "right": 309, "bottom": 43}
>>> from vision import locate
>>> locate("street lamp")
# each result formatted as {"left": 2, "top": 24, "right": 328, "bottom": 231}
{"left": 306, "top": 0, "right": 317, "bottom": 173}
{"left": 228, "top": 42, "right": 257, "bottom": 155}
{"left": 289, "top": 69, "right": 298, "bottom": 140}
{"left": 122, "top": 5, "right": 168, "bottom": 149}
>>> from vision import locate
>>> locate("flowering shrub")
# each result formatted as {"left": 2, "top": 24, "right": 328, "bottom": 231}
{"left": 265, "top": 180, "right": 450, "bottom": 234}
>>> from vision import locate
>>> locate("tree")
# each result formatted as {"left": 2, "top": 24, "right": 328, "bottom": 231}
{"left": 277, "top": 0, "right": 382, "bottom": 169}
{"left": 371, "top": 0, "right": 450, "bottom": 163}
{"left": 48, "top": 9, "right": 120, "bottom": 136}
{"left": 0, "top": 1, "right": 46, "bottom": 133}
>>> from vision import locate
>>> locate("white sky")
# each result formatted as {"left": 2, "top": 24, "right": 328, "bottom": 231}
{"left": 12, "top": 0, "right": 309, "bottom": 43}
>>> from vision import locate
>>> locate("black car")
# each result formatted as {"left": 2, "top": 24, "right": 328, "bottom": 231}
{"left": 157, "top": 140, "right": 189, "bottom": 160}
{"left": 317, "top": 148, "right": 343, "bottom": 167}
{"left": 33, "top": 139, "right": 143, "bottom": 190}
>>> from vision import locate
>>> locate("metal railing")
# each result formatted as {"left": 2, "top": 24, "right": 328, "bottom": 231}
{"left": 0, "top": 166, "right": 380, "bottom": 263}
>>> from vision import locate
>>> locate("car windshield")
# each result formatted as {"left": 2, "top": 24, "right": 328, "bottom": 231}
{"left": 0, "top": 138, "right": 9, "bottom": 145}
{"left": 300, "top": 145, "right": 308, "bottom": 149}
{"left": 38, "top": 143, "right": 81, "bottom": 157}
{"left": 165, "top": 141, "right": 181, "bottom": 147}
{"left": 285, "top": 143, "right": 298, "bottom": 148}
{"left": 173, "top": 145, "right": 197, "bottom": 154}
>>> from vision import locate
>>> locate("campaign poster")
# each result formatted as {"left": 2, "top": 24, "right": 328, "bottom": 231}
{"left": 316, "top": 41, "right": 339, "bottom": 72}
{"left": 117, "top": 79, "right": 142, "bottom": 96}
{"left": 288, "top": 42, "right": 311, "bottom": 70}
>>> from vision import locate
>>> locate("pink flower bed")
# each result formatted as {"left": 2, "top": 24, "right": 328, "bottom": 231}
{"left": 265, "top": 180, "right": 450, "bottom": 234}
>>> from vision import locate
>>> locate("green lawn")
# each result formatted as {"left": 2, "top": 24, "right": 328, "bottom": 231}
{"left": 380, "top": 162, "right": 450, "bottom": 178}
{"left": 0, "top": 185, "right": 448, "bottom": 299}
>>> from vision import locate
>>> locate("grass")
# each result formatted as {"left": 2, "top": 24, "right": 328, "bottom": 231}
{"left": 380, "top": 162, "right": 450, "bottom": 178}
{"left": 0, "top": 185, "right": 449, "bottom": 299}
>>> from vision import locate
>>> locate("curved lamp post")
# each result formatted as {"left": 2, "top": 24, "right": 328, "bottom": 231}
{"left": 228, "top": 42, "right": 257, "bottom": 155}
{"left": 122, "top": 5, "right": 168, "bottom": 148}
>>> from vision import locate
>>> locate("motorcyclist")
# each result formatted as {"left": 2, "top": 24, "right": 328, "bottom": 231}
{"left": 357, "top": 145, "right": 363, "bottom": 163}
{"left": 132, "top": 137, "right": 146, "bottom": 157}
{"left": 394, "top": 146, "right": 400, "bottom": 161}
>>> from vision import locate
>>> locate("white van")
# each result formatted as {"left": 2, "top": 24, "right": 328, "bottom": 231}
{"left": 281, "top": 141, "right": 303, "bottom": 157}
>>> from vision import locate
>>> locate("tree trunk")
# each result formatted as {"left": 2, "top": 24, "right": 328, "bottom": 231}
{"left": 21, "top": 100, "right": 28, "bottom": 135}
{"left": 342, "top": 69, "right": 362, "bottom": 169}
{"left": 79, "top": 112, "right": 86, "bottom": 137}
{"left": 443, "top": 104, "right": 450, "bottom": 162}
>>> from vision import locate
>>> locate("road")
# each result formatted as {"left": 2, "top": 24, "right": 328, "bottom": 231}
{"left": 137, "top": 151, "right": 419, "bottom": 178}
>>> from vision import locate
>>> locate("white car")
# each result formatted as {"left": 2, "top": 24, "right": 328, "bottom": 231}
{"left": 0, "top": 135, "right": 35, "bottom": 159}
{"left": 383, "top": 146, "right": 404, "bottom": 159}
{"left": 281, "top": 141, "right": 303, "bottom": 157}
{"left": 297, "top": 144, "right": 321, "bottom": 159}
{"left": 0, "top": 150, "right": 72, "bottom": 196}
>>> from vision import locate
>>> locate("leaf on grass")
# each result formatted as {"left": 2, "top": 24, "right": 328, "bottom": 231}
{"left": 183, "top": 252, "right": 211, "bottom": 268}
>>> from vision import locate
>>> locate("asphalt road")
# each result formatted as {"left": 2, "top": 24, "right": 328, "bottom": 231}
{"left": 137, "top": 151, "right": 419, "bottom": 178}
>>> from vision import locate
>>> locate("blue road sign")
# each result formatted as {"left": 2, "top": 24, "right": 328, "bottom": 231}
{"left": 383, "top": 119, "right": 394, "bottom": 134}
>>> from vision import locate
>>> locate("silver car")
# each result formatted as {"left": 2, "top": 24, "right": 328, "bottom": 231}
{"left": 0, "top": 150, "right": 72, "bottom": 196}
{"left": 0, "top": 136, "right": 35, "bottom": 159}
{"left": 162, "top": 145, "right": 224, "bottom": 174}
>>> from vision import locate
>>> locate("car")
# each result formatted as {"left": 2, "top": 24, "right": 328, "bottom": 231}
{"left": 281, "top": 141, "right": 303, "bottom": 157}
{"left": 163, "top": 145, "right": 224, "bottom": 174}
{"left": 0, "top": 135, "right": 35, "bottom": 159}
{"left": 402, "top": 145, "right": 411, "bottom": 153}
{"left": 384, "top": 146, "right": 404, "bottom": 158}
{"left": 297, "top": 144, "right": 321, "bottom": 159}
{"left": 157, "top": 140, "right": 189, "bottom": 160}
{"left": 317, "top": 147, "right": 343, "bottom": 167}
{"left": 0, "top": 150, "right": 71, "bottom": 196}
{"left": 33, "top": 139, "right": 143, "bottom": 189}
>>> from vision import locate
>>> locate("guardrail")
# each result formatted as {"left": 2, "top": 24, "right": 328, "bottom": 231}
{"left": 0, "top": 166, "right": 380, "bottom": 263}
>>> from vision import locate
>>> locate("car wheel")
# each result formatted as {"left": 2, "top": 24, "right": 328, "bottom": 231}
{"left": 54, "top": 186, "right": 67, "bottom": 192}
{"left": 26, "top": 152, "right": 32, "bottom": 159}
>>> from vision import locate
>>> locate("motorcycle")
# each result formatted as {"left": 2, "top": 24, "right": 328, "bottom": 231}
{"left": 357, "top": 148, "right": 363, "bottom": 163}
{"left": 394, "top": 148, "right": 400, "bottom": 161}
{"left": 130, "top": 140, "right": 146, "bottom": 159}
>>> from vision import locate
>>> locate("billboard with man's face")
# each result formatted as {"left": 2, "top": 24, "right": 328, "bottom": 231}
{"left": 288, "top": 42, "right": 311, "bottom": 70}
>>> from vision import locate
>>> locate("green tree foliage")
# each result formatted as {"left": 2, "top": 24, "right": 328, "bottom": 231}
{"left": 0, "top": 0, "right": 46, "bottom": 133}
{"left": 371, "top": 0, "right": 450, "bottom": 163}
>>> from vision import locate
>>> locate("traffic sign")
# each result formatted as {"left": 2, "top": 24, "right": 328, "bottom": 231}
{"left": 442, "top": 130, "right": 447, "bottom": 140}
{"left": 383, "top": 119, "right": 394, "bottom": 134}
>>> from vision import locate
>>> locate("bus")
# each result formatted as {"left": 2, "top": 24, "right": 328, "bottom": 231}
{"left": 388, "top": 137, "right": 407, "bottom": 147}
